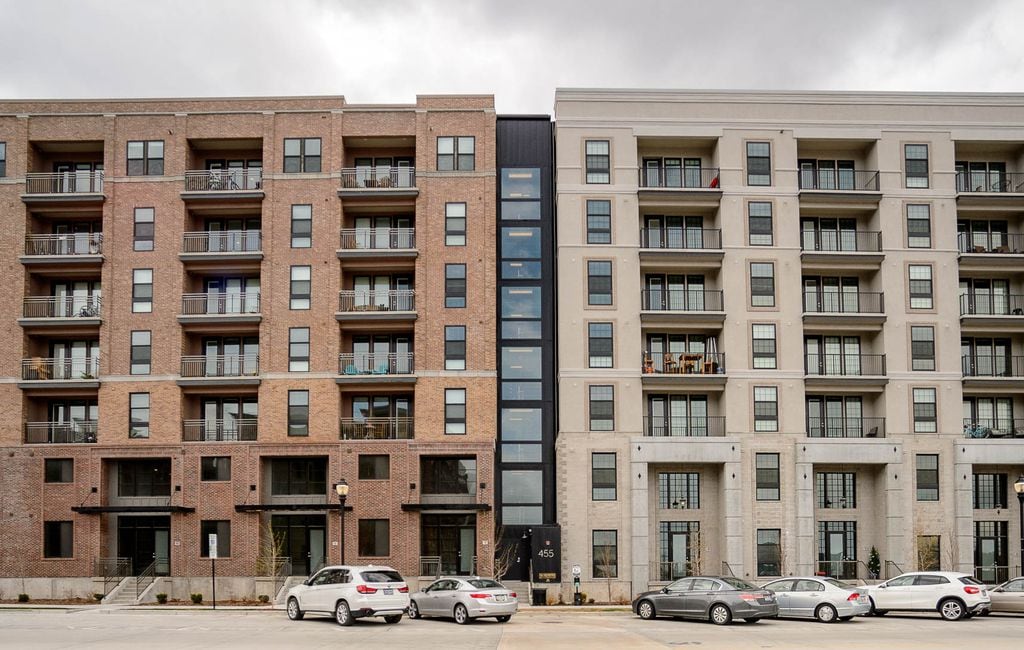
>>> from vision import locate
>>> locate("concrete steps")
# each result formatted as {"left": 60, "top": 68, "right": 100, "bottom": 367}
{"left": 101, "top": 578, "right": 138, "bottom": 605}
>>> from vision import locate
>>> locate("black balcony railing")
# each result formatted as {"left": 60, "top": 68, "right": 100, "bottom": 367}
{"left": 807, "top": 417, "right": 886, "bottom": 438}
{"left": 958, "top": 232, "right": 1024, "bottom": 254}
{"left": 24, "top": 421, "right": 97, "bottom": 444}
{"left": 639, "top": 166, "right": 720, "bottom": 189}
{"left": 340, "top": 167, "right": 416, "bottom": 189}
{"left": 799, "top": 169, "right": 879, "bottom": 191}
{"left": 640, "top": 227, "right": 721, "bottom": 250}
{"left": 340, "top": 417, "right": 415, "bottom": 440}
{"left": 24, "top": 233, "right": 102, "bottom": 256}
{"left": 339, "top": 352, "right": 415, "bottom": 375}
{"left": 339, "top": 228, "right": 416, "bottom": 250}
{"left": 22, "top": 296, "right": 101, "bottom": 319}
{"left": 805, "top": 353, "right": 886, "bottom": 377}
{"left": 25, "top": 171, "right": 104, "bottom": 194}
{"left": 803, "top": 291, "right": 885, "bottom": 315}
{"left": 181, "top": 292, "right": 260, "bottom": 316}
{"left": 182, "top": 419, "right": 258, "bottom": 442}
{"left": 180, "top": 354, "right": 259, "bottom": 378}
{"left": 338, "top": 290, "right": 415, "bottom": 312}
{"left": 181, "top": 230, "right": 262, "bottom": 254}
{"left": 21, "top": 357, "right": 99, "bottom": 380}
{"left": 962, "top": 354, "right": 1024, "bottom": 378}
{"left": 642, "top": 415, "right": 726, "bottom": 437}
{"left": 963, "top": 418, "right": 1024, "bottom": 439}
{"left": 184, "top": 169, "right": 262, "bottom": 192}
{"left": 801, "top": 230, "right": 882, "bottom": 253}
{"left": 641, "top": 289, "right": 723, "bottom": 312}
{"left": 644, "top": 352, "right": 725, "bottom": 375}
{"left": 956, "top": 170, "right": 1024, "bottom": 194}
{"left": 960, "top": 293, "right": 1024, "bottom": 317}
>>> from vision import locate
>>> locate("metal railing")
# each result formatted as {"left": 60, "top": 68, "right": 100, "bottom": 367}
{"left": 340, "top": 167, "right": 416, "bottom": 189}
{"left": 962, "top": 354, "right": 1024, "bottom": 378}
{"left": 22, "top": 356, "right": 99, "bottom": 380}
{"left": 640, "top": 227, "right": 721, "bottom": 250}
{"left": 805, "top": 353, "right": 886, "bottom": 377}
{"left": 180, "top": 354, "right": 259, "bottom": 378}
{"left": 340, "top": 417, "right": 415, "bottom": 440}
{"left": 975, "top": 565, "right": 1018, "bottom": 584}
{"left": 638, "top": 166, "right": 720, "bottom": 189}
{"left": 960, "top": 293, "right": 1024, "bottom": 316}
{"left": 94, "top": 557, "right": 132, "bottom": 596}
{"left": 807, "top": 417, "right": 886, "bottom": 438}
{"left": 23, "top": 296, "right": 101, "bottom": 319}
{"left": 339, "top": 228, "right": 416, "bottom": 250}
{"left": 339, "top": 352, "right": 415, "bottom": 375}
{"left": 799, "top": 169, "right": 879, "bottom": 191}
{"left": 884, "top": 560, "right": 904, "bottom": 580}
{"left": 653, "top": 561, "right": 698, "bottom": 582}
{"left": 418, "top": 555, "right": 477, "bottom": 578}
{"left": 801, "top": 230, "right": 882, "bottom": 253}
{"left": 815, "top": 559, "right": 868, "bottom": 581}
{"left": 136, "top": 559, "right": 159, "bottom": 600}
{"left": 25, "top": 171, "right": 104, "bottom": 194}
{"left": 181, "top": 292, "right": 260, "bottom": 316}
{"left": 958, "top": 232, "right": 1024, "bottom": 254}
{"left": 24, "top": 421, "right": 97, "bottom": 444}
{"left": 184, "top": 168, "right": 262, "bottom": 192}
{"left": 956, "top": 171, "right": 1024, "bottom": 194}
{"left": 182, "top": 419, "right": 258, "bottom": 442}
{"left": 181, "top": 230, "right": 262, "bottom": 254}
{"left": 963, "top": 418, "right": 1024, "bottom": 438}
{"left": 641, "top": 289, "right": 724, "bottom": 312}
{"left": 338, "top": 289, "right": 415, "bottom": 312}
{"left": 721, "top": 562, "right": 737, "bottom": 578}
{"left": 803, "top": 291, "right": 884, "bottom": 314}
{"left": 643, "top": 415, "right": 726, "bottom": 437}
{"left": 24, "top": 233, "right": 103, "bottom": 256}
{"left": 643, "top": 352, "right": 725, "bottom": 375}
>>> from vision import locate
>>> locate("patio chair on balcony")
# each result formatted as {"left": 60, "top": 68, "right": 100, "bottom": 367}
{"left": 28, "top": 357, "right": 50, "bottom": 380}
{"left": 371, "top": 362, "right": 389, "bottom": 375}
{"left": 343, "top": 364, "right": 360, "bottom": 375}
{"left": 866, "top": 427, "right": 878, "bottom": 438}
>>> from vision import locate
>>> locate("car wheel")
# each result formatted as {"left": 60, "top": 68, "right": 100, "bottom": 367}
{"left": 286, "top": 597, "right": 304, "bottom": 621}
{"left": 637, "top": 599, "right": 656, "bottom": 620}
{"left": 869, "top": 598, "right": 887, "bottom": 616}
{"left": 454, "top": 603, "right": 470, "bottom": 625}
{"left": 335, "top": 600, "right": 354, "bottom": 627}
{"left": 408, "top": 600, "right": 421, "bottom": 619}
{"left": 496, "top": 615, "right": 511, "bottom": 623}
{"left": 384, "top": 614, "right": 402, "bottom": 624}
{"left": 815, "top": 603, "right": 838, "bottom": 623}
{"left": 709, "top": 603, "right": 732, "bottom": 626}
{"left": 979, "top": 609, "right": 991, "bottom": 617}
{"left": 939, "top": 598, "right": 965, "bottom": 621}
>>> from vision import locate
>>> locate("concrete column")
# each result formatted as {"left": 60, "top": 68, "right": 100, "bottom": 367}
{"left": 794, "top": 461, "right": 815, "bottom": 575}
{"left": 630, "top": 459, "right": 649, "bottom": 597}
{"left": 952, "top": 457, "right": 975, "bottom": 574}
{"left": 723, "top": 461, "right": 745, "bottom": 576}
{"left": 885, "top": 462, "right": 907, "bottom": 575}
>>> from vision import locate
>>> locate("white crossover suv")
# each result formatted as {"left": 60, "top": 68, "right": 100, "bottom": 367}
{"left": 866, "top": 571, "right": 990, "bottom": 620}
{"left": 286, "top": 565, "right": 410, "bottom": 626}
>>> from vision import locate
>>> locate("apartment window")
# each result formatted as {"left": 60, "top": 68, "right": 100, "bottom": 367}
{"left": 445, "top": 264, "right": 467, "bottom": 308}
{"left": 752, "top": 324, "right": 777, "bottom": 369}
{"left": 750, "top": 263, "right": 775, "bottom": 307}
{"left": 586, "top": 200, "right": 612, "bottom": 244}
{"left": 757, "top": 529, "right": 782, "bottom": 576}
{"left": 201, "top": 457, "right": 231, "bottom": 481}
{"left": 200, "top": 520, "right": 231, "bottom": 557}
{"left": 437, "top": 136, "right": 475, "bottom": 171}
{"left": 918, "top": 535, "right": 941, "bottom": 571}
{"left": 291, "top": 205, "right": 312, "bottom": 248}
{"left": 909, "top": 265, "right": 933, "bottom": 309}
{"left": 133, "top": 208, "right": 154, "bottom": 251}
{"left": 592, "top": 530, "right": 618, "bottom": 578}
{"left": 911, "top": 326, "right": 935, "bottom": 371}
{"left": 129, "top": 393, "right": 150, "bottom": 438}
{"left": 44, "top": 459, "right": 73, "bottom": 483}
{"left": 283, "top": 138, "right": 321, "bottom": 173}
{"left": 585, "top": 140, "right": 610, "bottom": 184}
{"left": 132, "top": 269, "right": 153, "bottom": 312}
{"left": 907, "top": 205, "right": 932, "bottom": 248}
{"left": 270, "top": 458, "right": 326, "bottom": 495}
{"left": 127, "top": 140, "right": 164, "bottom": 176}
{"left": 658, "top": 472, "right": 699, "bottom": 509}
{"left": 748, "top": 202, "right": 773, "bottom": 245}
{"left": 974, "top": 473, "right": 1008, "bottom": 509}
{"left": 916, "top": 454, "right": 939, "bottom": 501}
{"left": 423, "top": 457, "right": 477, "bottom": 495}
{"left": 359, "top": 455, "right": 390, "bottom": 480}
{"left": 445, "top": 388, "right": 466, "bottom": 434}
{"left": 288, "top": 328, "right": 310, "bottom": 372}
{"left": 118, "top": 460, "right": 171, "bottom": 497}
{"left": 445, "top": 326, "right": 466, "bottom": 370}
{"left": 588, "top": 322, "right": 613, "bottom": 368}
{"left": 746, "top": 142, "right": 771, "bottom": 186}
{"left": 359, "top": 519, "right": 390, "bottom": 557}
{"left": 130, "top": 330, "right": 151, "bottom": 375}
{"left": 591, "top": 452, "right": 617, "bottom": 501}
{"left": 43, "top": 521, "right": 73, "bottom": 558}
{"left": 756, "top": 453, "right": 780, "bottom": 500}
{"left": 587, "top": 261, "right": 613, "bottom": 305}
{"left": 287, "top": 390, "right": 309, "bottom": 437}
{"left": 290, "top": 266, "right": 311, "bottom": 310}
{"left": 589, "top": 385, "right": 614, "bottom": 431}
{"left": 816, "top": 472, "right": 856, "bottom": 508}
{"left": 913, "top": 388, "right": 937, "bottom": 433}
{"left": 905, "top": 144, "right": 929, "bottom": 188}
{"left": 445, "top": 202, "right": 467, "bottom": 245}
{"left": 0, "top": 142, "right": 5, "bottom": 177}
{"left": 754, "top": 386, "right": 778, "bottom": 432}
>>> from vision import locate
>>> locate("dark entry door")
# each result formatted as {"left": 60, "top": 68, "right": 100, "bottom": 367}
{"left": 271, "top": 514, "right": 326, "bottom": 576}
{"left": 117, "top": 516, "right": 170, "bottom": 575}
{"left": 421, "top": 514, "right": 477, "bottom": 575}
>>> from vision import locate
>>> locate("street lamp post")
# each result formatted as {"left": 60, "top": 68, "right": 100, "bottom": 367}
{"left": 1014, "top": 475, "right": 1024, "bottom": 578}
{"left": 334, "top": 480, "right": 350, "bottom": 565}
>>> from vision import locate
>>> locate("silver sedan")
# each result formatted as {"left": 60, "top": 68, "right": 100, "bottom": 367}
{"left": 409, "top": 577, "right": 518, "bottom": 624}
{"left": 762, "top": 577, "right": 871, "bottom": 622}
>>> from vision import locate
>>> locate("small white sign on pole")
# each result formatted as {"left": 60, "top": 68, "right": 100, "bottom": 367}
{"left": 208, "top": 533, "right": 218, "bottom": 560}
{"left": 571, "top": 564, "right": 581, "bottom": 576}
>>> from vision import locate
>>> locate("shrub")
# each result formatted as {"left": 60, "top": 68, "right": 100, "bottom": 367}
{"left": 190, "top": 593, "right": 203, "bottom": 604}
{"left": 93, "top": 593, "right": 104, "bottom": 602}
{"left": 258, "top": 594, "right": 270, "bottom": 603}
{"left": 156, "top": 593, "right": 168, "bottom": 604}
{"left": 17, "top": 594, "right": 29, "bottom": 603}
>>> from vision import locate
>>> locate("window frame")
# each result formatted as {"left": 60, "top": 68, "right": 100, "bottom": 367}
{"left": 358, "top": 454, "right": 390, "bottom": 480}
{"left": 358, "top": 519, "right": 391, "bottom": 557}
{"left": 283, "top": 137, "right": 321, "bottom": 173}
{"left": 445, "top": 264, "right": 467, "bottom": 308}
{"left": 287, "top": 390, "right": 309, "bottom": 437}
{"left": 906, "top": 204, "right": 932, "bottom": 248}
{"left": 588, "top": 322, "right": 614, "bottom": 368}
{"left": 750, "top": 262, "right": 776, "bottom": 307}
{"left": 904, "top": 144, "right": 929, "bottom": 189}
{"left": 756, "top": 529, "right": 782, "bottom": 577}
{"left": 445, "top": 325, "right": 467, "bottom": 370}
{"left": 200, "top": 520, "right": 231, "bottom": 558}
{"left": 445, "top": 202, "right": 467, "bottom": 246}
{"left": 43, "top": 520, "right": 73, "bottom": 558}
{"left": 130, "top": 330, "right": 152, "bottom": 375}
{"left": 132, "top": 268, "right": 153, "bottom": 313}
{"left": 908, "top": 264, "right": 933, "bottom": 309}
{"left": 751, "top": 323, "right": 777, "bottom": 369}
{"left": 591, "top": 529, "right": 618, "bottom": 578}
{"left": 200, "top": 456, "right": 231, "bottom": 482}
{"left": 748, "top": 201, "right": 773, "bottom": 245}
{"left": 587, "top": 260, "right": 613, "bottom": 306}
{"left": 585, "top": 140, "right": 611, "bottom": 184}
{"left": 445, "top": 388, "right": 467, "bottom": 434}
{"left": 290, "top": 204, "right": 312, "bottom": 248}
{"left": 588, "top": 385, "right": 615, "bottom": 431}
{"left": 916, "top": 453, "right": 940, "bottom": 501}
{"left": 0, "top": 141, "right": 6, "bottom": 177}
{"left": 913, "top": 387, "right": 937, "bottom": 433}
{"left": 586, "top": 199, "right": 612, "bottom": 244}
{"left": 591, "top": 452, "right": 617, "bottom": 501}
{"left": 129, "top": 392, "right": 150, "bottom": 438}
{"left": 754, "top": 386, "right": 779, "bottom": 432}
{"left": 437, "top": 136, "right": 475, "bottom": 171}
{"left": 288, "top": 327, "right": 310, "bottom": 372}
{"left": 44, "top": 458, "right": 73, "bottom": 483}
{"left": 127, "top": 140, "right": 164, "bottom": 176}
{"left": 290, "top": 265, "right": 311, "bottom": 310}
{"left": 133, "top": 207, "right": 155, "bottom": 251}
{"left": 746, "top": 141, "right": 771, "bottom": 186}
{"left": 910, "top": 325, "right": 935, "bottom": 371}
{"left": 756, "top": 453, "right": 781, "bottom": 500}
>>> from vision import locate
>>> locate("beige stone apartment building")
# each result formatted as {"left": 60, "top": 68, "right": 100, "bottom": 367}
{"left": 554, "top": 89, "right": 1024, "bottom": 600}
{"left": 0, "top": 95, "right": 499, "bottom": 596}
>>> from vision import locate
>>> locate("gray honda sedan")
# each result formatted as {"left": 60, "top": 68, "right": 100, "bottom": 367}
{"left": 632, "top": 576, "right": 778, "bottom": 625}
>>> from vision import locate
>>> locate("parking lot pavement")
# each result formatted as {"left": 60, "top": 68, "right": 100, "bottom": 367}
{"left": 2, "top": 608, "right": 1024, "bottom": 649}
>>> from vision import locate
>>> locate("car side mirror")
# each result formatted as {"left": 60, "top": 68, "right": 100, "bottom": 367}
{"left": 303, "top": 578, "right": 312, "bottom": 586}
{"left": 993, "top": 587, "right": 1004, "bottom": 593}
{"left": 661, "top": 587, "right": 669, "bottom": 593}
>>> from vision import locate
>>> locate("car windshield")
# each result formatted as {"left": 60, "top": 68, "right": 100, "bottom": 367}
{"left": 468, "top": 579, "right": 503, "bottom": 589}
{"left": 824, "top": 578, "right": 855, "bottom": 590}
{"left": 719, "top": 577, "right": 757, "bottom": 590}
{"left": 958, "top": 576, "right": 984, "bottom": 586}
{"left": 361, "top": 570, "right": 403, "bottom": 583}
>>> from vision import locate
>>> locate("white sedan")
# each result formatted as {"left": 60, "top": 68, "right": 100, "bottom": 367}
{"left": 409, "top": 577, "right": 518, "bottom": 624}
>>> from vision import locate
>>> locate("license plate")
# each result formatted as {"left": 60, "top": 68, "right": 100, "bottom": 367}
{"left": 496, "top": 595, "right": 507, "bottom": 602}
{"left": 383, "top": 589, "right": 394, "bottom": 595}
{"left": 763, "top": 596, "right": 774, "bottom": 602}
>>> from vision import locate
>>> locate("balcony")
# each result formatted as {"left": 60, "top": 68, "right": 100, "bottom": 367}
{"left": 178, "top": 354, "right": 260, "bottom": 387}
{"left": 337, "top": 352, "right": 416, "bottom": 386}
{"left": 956, "top": 171, "right": 1024, "bottom": 210}
{"left": 804, "top": 353, "right": 887, "bottom": 390}
{"left": 957, "top": 233, "right": 1024, "bottom": 270}
{"left": 642, "top": 415, "right": 726, "bottom": 437}
{"left": 182, "top": 419, "right": 258, "bottom": 442}
{"left": 21, "top": 234, "right": 103, "bottom": 266}
{"left": 963, "top": 418, "right": 1024, "bottom": 439}
{"left": 639, "top": 289, "right": 725, "bottom": 328}
{"left": 637, "top": 167, "right": 722, "bottom": 209}
{"left": 340, "top": 417, "right": 415, "bottom": 441}
{"left": 802, "top": 292, "right": 885, "bottom": 329}
{"left": 962, "top": 355, "right": 1024, "bottom": 390}
{"left": 639, "top": 227, "right": 723, "bottom": 269}
{"left": 338, "top": 168, "right": 418, "bottom": 202}
{"left": 19, "top": 357, "right": 100, "bottom": 389}
{"left": 800, "top": 231, "right": 884, "bottom": 269}
{"left": 960, "top": 294, "right": 1024, "bottom": 331}
{"left": 19, "top": 296, "right": 101, "bottom": 330}
{"left": 337, "top": 228, "right": 418, "bottom": 264}
{"left": 336, "top": 290, "right": 416, "bottom": 323}
{"left": 181, "top": 169, "right": 264, "bottom": 202}
{"left": 178, "top": 293, "right": 261, "bottom": 327}
{"left": 641, "top": 352, "right": 726, "bottom": 390}
{"left": 24, "top": 421, "right": 97, "bottom": 444}
{"left": 798, "top": 169, "right": 881, "bottom": 206}
{"left": 22, "top": 171, "right": 105, "bottom": 204}
{"left": 180, "top": 231, "right": 263, "bottom": 266}
{"left": 807, "top": 416, "right": 886, "bottom": 439}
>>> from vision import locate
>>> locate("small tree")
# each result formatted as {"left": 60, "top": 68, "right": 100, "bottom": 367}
{"left": 255, "top": 519, "right": 287, "bottom": 576}
{"left": 867, "top": 547, "right": 881, "bottom": 579}
{"left": 491, "top": 527, "right": 519, "bottom": 582}
{"left": 593, "top": 542, "right": 617, "bottom": 604}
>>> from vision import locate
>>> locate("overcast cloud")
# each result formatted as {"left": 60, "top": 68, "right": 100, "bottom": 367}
{"left": 1, "top": 0, "right": 1022, "bottom": 113}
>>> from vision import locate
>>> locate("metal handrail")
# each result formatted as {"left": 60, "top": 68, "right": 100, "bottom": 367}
{"left": 974, "top": 565, "right": 1019, "bottom": 584}
{"left": 815, "top": 559, "right": 867, "bottom": 580}
{"left": 958, "top": 231, "right": 1024, "bottom": 254}
{"left": 963, "top": 418, "right": 1024, "bottom": 438}
{"left": 25, "top": 171, "right": 104, "bottom": 194}
{"left": 339, "top": 228, "right": 416, "bottom": 250}
{"left": 884, "top": 560, "right": 904, "bottom": 580}
{"left": 962, "top": 354, "right": 1024, "bottom": 378}
{"left": 181, "top": 230, "right": 262, "bottom": 253}
{"left": 721, "top": 561, "right": 736, "bottom": 577}
{"left": 803, "top": 291, "right": 884, "bottom": 314}
{"left": 94, "top": 557, "right": 132, "bottom": 596}
{"left": 956, "top": 171, "right": 1024, "bottom": 194}
{"left": 799, "top": 169, "right": 879, "bottom": 191}
{"left": 24, "top": 233, "right": 103, "bottom": 256}
{"left": 806, "top": 417, "right": 886, "bottom": 438}
{"left": 643, "top": 416, "right": 726, "bottom": 437}
{"left": 181, "top": 292, "right": 260, "bottom": 316}
{"left": 420, "top": 556, "right": 442, "bottom": 578}
{"left": 805, "top": 353, "right": 886, "bottom": 377}
{"left": 640, "top": 227, "right": 721, "bottom": 250}
{"left": 641, "top": 289, "right": 724, "bottom": 312}
{"left": 338, "top": 289, "right": 415, "bottom": 312}
{"left": 643, "top": 352, "right": 725, "bottom": 375}
{"left": 21, "top": 356, "right": 99, "bottom": 380}
{"left": 136, "top": 558, "right": 158, "bottom": 600}
{"left": 638, "top": 166, "right": 720, "bottom": 189}
{"left": 182, "top": 419, "right": 258, "bottom": 442}
{"left": 24, "top": 421, "right": 98, "bottom": 444}
{"left": 184, "top": 168, "right": 262, "bottom": 192}
{"left": 23, "top": 296, "right": 101, "bottom": 319}
{"left": 339, "top": 352, "right": 415, "bottom": 375}
{"left": 340, "top": 417, "right": 415, "bottom": 440}
{"left": 653, "top": 561, "right": 699, "bottom": 581}
{"left": 801, "top": 230, "right": 882, "bottom": 253}
{"left": 960, "top": 293, "right": 1024, "bottom": 316}
{"left": 180, "top": 354, "right": 259, "bottom": 378}
{"left": 340, "top": 166, "right": 416, "bottom": 189}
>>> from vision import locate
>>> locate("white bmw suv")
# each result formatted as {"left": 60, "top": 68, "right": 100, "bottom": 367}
{"left": 865, "top": 571, "right": 990, "bottom": 620}
{"left": 286, "top": 565, "right": 410, "bottom": 626}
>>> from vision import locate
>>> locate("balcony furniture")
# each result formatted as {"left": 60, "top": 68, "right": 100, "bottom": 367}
{"left": 643, "top": 353, "right": 655, "bottom": 374}
{"left": 866, "top": 427, "right": 878, "bottom": 438}
{"left": 682, "top": 353, "right": 702, "bottom": 373}
{"left": 663, "top": 354, "right": 678, "bottom": 374}
{"left": 28, "top": 357, "right": 50, "bottom": 380}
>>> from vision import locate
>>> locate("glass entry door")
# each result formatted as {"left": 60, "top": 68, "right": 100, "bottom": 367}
{"left": 421, "top": 514, "right": 477, "bottom": 575}
{"left": 117, "top": 515, "right": 171, "bottom": 575}
{"left": 271, "top": 514, "right": 327, "bottom": 576}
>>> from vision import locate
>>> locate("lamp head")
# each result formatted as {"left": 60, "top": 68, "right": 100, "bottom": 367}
{"left": 1014, "top": 474, "right": 1024, "bottom": 496}
{"left": 334, "top": 479, "right": 349, "bottom": 498}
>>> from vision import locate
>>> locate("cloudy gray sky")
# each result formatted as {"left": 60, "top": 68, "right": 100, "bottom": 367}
{"left": 2, "top": 0, "right": 1022, "bottom": 113}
